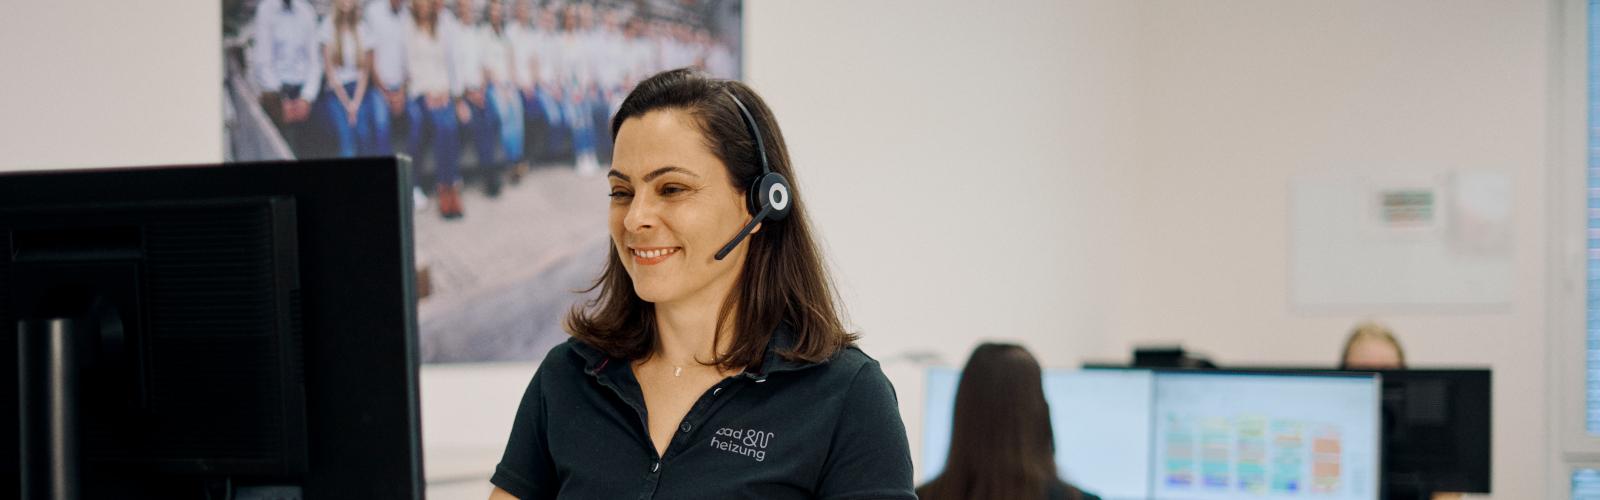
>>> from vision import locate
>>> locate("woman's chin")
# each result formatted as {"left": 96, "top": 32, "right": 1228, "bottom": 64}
{"left": 630, "top": 284, "right": 677, "bottom": 304}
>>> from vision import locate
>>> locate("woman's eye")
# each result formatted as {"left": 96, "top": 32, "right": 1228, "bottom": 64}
{"left": 608, "top": 190, "right": 632, "bottom": 200}
{"left": 660, "top": 185, "right": 686, "bottom": 196}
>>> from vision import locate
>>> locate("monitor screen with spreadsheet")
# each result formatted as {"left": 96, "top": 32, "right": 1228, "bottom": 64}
{"left": 921, "top": 367, "right": 1381, "bottom": 500}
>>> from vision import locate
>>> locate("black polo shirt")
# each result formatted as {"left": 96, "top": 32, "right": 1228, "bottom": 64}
{"left": 490, "top": 326, "right": 916, "bottom": 500}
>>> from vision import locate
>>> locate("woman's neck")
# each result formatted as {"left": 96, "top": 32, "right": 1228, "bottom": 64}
{"left": 651, "top": 279, "right": 740, "bottom": 368}
{"left": 653, "top": 297, "right": 739, "bottom": 367}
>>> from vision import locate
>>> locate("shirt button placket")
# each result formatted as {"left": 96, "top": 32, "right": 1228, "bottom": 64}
{"left": 638, "top": 460, "right": 662, "bottom": 500}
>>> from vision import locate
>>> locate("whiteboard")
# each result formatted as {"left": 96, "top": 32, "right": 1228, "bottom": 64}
{"left": 1288, "top": 171, "right": 1513, "bottom": 311}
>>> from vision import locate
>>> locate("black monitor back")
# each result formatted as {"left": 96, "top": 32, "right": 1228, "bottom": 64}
{"left": 1376, "top": 369, "right": 1491, "bottom": 496}
{"left": 0, "top": 158, "right": 422, "bottom": 499}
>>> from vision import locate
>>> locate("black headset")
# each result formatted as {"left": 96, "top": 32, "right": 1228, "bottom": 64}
{"left": 713, "top": 90, "right": 792, "bottom": 261}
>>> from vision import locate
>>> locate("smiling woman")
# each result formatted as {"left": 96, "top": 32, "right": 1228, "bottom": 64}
{"left": 487, "top": 69, "right": 916, "bottom": 500}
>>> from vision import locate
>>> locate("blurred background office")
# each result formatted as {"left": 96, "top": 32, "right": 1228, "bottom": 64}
{"left": 0, "top": 0, "right": 1591, "bottom": 498}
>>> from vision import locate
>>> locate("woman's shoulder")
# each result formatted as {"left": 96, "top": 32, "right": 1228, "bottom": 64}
{"left": 530, "top": 338, "right": 604, "bottom": 379}
{"left": 773, "top": 343, "right": 880, "bottom": 383}
{"left": 812, "top": 346, "right": 896, "bottom": 400}
{"left": 828, "top": 345, "right": 878, "bottom": 373}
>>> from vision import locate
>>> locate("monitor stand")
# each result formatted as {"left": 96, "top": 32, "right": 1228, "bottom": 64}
{"left": 18, "top": 318, "right": 81, "bottom": 500}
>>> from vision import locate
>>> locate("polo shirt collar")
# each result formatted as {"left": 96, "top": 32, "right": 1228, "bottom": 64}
{"left": 747, "top": 323, "right": 822, "bottom": 379}
{"left": 572, "top": 323, "right": 825, "bottom": 380}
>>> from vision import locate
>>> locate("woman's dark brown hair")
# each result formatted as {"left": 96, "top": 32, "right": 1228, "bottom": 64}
{"left": 565, "top": 68, "right": 855, "bottom": 371}
{"left": 917, "top": 343, "right": 1081, "bottom": 500}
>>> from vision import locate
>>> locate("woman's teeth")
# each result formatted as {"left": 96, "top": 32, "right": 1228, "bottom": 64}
{"left": 634, "top": 248, "right": 678, "bottom": 258}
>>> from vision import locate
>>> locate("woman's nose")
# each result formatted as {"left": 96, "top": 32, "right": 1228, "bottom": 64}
{"left": 623, "top": 196, "right": 658, "bottom": 231}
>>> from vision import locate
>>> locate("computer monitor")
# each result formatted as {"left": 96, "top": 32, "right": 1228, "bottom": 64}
{"left": 920, "top": 368, "right": 1155, "bottom": 499}
{"left": 1218, "top": 366, "right": 1494, "bottom": 498}
{"left": 922, "top": 367, "right": 1382, "bottom": 500}
{"left": 1370, "top": 369, "right": 1491, "bottom": 496}
{"left": 1149, "top": 371, "right": 1382, "bottom": 500}
{"left": 0, "top": 158, "right": 423, "bottom": 499}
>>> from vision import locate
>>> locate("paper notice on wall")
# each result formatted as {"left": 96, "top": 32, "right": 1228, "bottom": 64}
{"left": 1378, "top": 189, "right": 1436, "bottom": 229}
{"left": 1290, "top": 171, "right": 1513, "bottom": 311}
{"left": 1448, "top": 171, "right": 1513, "bottom": 257}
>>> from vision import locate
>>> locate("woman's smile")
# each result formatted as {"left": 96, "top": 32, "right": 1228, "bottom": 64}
{"left": 629, "top": 246, "right": 682, "bottom": 265}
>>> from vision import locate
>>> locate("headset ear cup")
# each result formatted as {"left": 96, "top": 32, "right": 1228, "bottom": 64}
{"left": 747, "top": 177, "right": 766, "bottom": 216}
{"left": 759, "top": 172, "right": 791, "bottom": 221}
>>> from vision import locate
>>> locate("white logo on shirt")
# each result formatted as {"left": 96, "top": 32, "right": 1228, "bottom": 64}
{"left": 709, "top": 427, "right": 774, "bottom": 462}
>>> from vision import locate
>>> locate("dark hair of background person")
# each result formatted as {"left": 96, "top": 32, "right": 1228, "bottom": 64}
{"left": 566, "top": 68, "right": 855, "bottom": 371}
{"left": 917, "top": 343, "right": 1087, "bottom": 500}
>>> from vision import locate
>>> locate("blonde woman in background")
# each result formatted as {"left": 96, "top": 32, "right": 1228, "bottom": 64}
{"left": 319, "top": 0, "right": 381, "bottom": 157}
{"left": 1340, "top": 320, "right": 1405, "bottom": 370}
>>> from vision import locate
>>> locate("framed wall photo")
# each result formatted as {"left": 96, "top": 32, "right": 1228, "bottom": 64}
{"left": 222, "top": 0, "right": 743, "bottom": 363}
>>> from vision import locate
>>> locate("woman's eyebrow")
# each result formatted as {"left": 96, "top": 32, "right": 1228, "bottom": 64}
{"left": 643, "top": 166, "right": 698, "bottom": 182}
{"left": 609, "top": 166, "right": 699, "bottom": 183}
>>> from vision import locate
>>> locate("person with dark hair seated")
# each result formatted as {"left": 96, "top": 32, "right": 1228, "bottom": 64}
{"left": 918, "top": 343, "right": 1102, "bottom": 500}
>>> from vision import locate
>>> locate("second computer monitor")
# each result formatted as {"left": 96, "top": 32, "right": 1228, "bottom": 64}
{"left": 1150, "top": 371, "right": 1381, "bottom": 500}
{"left": 921, "top": 368, "right": 1381, "bottom": 500}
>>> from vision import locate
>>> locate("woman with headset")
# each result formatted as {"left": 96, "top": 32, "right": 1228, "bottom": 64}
{"left": 488, "top": 68, "right": 915, "bottom": 499}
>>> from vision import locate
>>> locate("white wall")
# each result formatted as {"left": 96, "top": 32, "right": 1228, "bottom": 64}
{"left": 1116, "top": 1, "right": 1550, "bottom": 498}
{"left": 746, "top": 0, "right": 1145, "bottom": 478}
{"left": 0, "top": 2, "right": 220, "bottom": 169}
{"left": 0, "top": 1, "right": 1557, "bottom": 498}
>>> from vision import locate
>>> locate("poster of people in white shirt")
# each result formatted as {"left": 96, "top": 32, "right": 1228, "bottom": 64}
{"left": 223, "top": 0, "right": 743, "bottom": 363}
